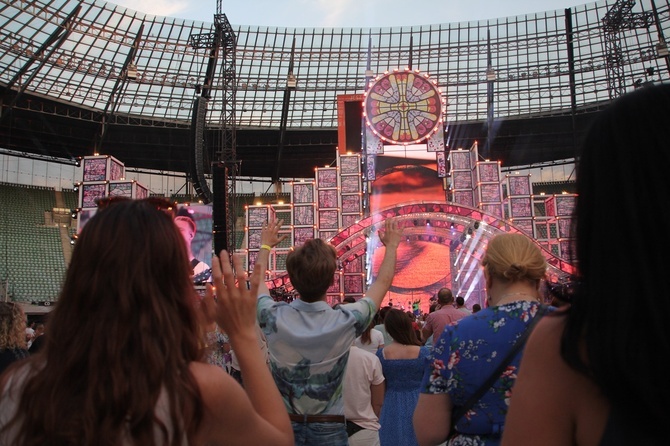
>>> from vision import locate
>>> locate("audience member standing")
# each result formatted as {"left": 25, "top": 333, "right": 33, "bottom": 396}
{"left": 377, "top": 309, "right": 430, "bottom": 446}
{"left": 374, "top": 306, "right": 394, "bottom": 346}
{"left": 23, "top": 321, "right": 34, "bottom": 350}
{"left": 255, "top": 218, "right": 403, "bottom": 445}
{"left": 414, "top": 233, "right": 548, "bottom": 445}
{"left": 0, "top": 303, "right": 29, "bottom": 376}
{"left": 354, "top": 319, "right": 385, "bottom": 354}
{"left": 454, "top": 296, "right": 471, "bottom": 315}
{"left": 27, "top": 322, "right": 45, "bottom": 354}
{"left": 343, "top": 345, "right": 385, "bottom": 446}
{"left": 0, "top": 198, "right": 293, "bottom": 445}
{"left": 502, "top": 84, "right": 669, "bottom": 446}
{"left": 421, "top": 288, "right": 466, "bottom": 344}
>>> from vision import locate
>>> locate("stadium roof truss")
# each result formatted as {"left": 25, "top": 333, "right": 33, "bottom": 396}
{"left": 0, "top": 0, "right": 668, "bottom": 177}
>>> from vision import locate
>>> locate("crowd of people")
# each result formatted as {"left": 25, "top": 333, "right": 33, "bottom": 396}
{"left": 1, "top": 84, "right": 667, "bottom": 445}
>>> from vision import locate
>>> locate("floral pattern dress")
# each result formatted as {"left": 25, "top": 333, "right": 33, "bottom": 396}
{"left": 421, "top": 301, "right": 544, "bottom": 446}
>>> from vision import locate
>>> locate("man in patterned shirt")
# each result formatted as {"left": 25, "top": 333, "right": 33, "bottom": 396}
{"left": 254, "top": 218, "right": 402, "bottom": 445}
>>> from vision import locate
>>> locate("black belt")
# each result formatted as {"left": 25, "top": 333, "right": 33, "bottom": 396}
{"left": 289, "top": 414, "right": 346, "bottom": 424}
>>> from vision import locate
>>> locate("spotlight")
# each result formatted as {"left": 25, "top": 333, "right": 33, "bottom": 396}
{"left": 70, "top": 234, "right": 78, "bottom": 245}
{"left": 70, "top": 209, "right": 78, "bottom": 219}
{"left": 426, "top": 220, "right": 431, "bottom": 226}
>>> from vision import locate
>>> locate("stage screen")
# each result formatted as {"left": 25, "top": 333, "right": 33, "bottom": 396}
{"left": 368, "top": 144, "right": 451, "bottom": 312}
{"left": 176, "top": 204, "right": 213, "bottom": 284}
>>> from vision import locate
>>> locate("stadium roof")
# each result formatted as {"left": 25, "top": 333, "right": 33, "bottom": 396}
{"left": 1, "top": 0, "right": 668, "bottom": 178}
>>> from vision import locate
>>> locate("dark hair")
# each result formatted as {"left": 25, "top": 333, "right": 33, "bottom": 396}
{"left": 2, "top": 199, "right": 204, "bottom": 445}
{"left": 563, "top": 84, "right": 670, "bottom": 436}
{"left": 384, "top": 309, "right": 421, "bottom": 346}
{"left": 286, "top": 238, "right": 337, "bottom": 302}
{"left": 436, "top": 288, "right": 453, "bottom": 305}
{"left": 455, "top": 296, "right": 465, "bottom": 307}
{"left": 378, "top": 306, "right": 392, "bottom": 320}
{"left": 472, "top": 304, "right": 481, "bottom": 313}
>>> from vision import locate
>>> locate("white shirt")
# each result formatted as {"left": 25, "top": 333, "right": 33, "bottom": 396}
{"left": 343, "top": 346, "right": 385, "bottom": 431}
{"left": 354, "top": 328, "right": 385, "bottom": 354}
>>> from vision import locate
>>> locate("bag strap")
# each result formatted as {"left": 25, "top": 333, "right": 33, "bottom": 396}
{"left": 451, "top": 304, "right": 548, "bottom": 427}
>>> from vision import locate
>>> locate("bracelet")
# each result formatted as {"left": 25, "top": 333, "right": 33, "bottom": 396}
{"left": 260, "top": 244, "right": 272, "bottom": 251}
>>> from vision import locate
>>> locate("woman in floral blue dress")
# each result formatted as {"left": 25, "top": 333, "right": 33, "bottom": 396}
{"left": 376, "top": 308, "right": 430, "bottom": 446}
{"left": 413, "top": 233, "right": 549, "bottom": 446}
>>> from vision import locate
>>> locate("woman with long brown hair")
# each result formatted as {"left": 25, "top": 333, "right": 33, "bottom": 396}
{"left": 0, "top": 198, "right": 292, "bottom": 446}
{"left": 376, "top": 308, "right": 430, "bottom": 446}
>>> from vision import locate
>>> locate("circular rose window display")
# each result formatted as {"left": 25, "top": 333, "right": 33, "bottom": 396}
{"left": 364, "top": 69, "right": 443, "bottom": 144}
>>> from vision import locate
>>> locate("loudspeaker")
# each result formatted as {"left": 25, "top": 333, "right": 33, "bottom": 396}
{"left": 212, "top": 163, "right": 228, "bottom": 253}
{"left": 190, "top": 97, "right": 212, "bottom": 203}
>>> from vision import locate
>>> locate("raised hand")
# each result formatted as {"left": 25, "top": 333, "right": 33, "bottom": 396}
{"left": 379, "top": 218, "right": 402, "bottom": 249}
{"left": 261, "top": 219, "right": 289, "bottom": 248}
{"left": 202, "top": 251, "right": 259, "bottom": 345}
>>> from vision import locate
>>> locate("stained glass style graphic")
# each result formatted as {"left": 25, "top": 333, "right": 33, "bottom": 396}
{"left": 293, "top": 183, "right": 314, "bottom": 204}
{"left": 365, "top": 69, "right": 443, "bottom": 144}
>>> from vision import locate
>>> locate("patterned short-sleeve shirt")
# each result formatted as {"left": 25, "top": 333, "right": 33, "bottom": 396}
{"left": 257, "top": 295, "right": 376, "bottom": 415}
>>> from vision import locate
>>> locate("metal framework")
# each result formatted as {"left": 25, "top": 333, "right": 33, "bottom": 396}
{"left": 187, "top": 3, "right": 238, "bottom": 251}
{"left": 602, "top": 0, "right": 655, "bottom": 98}
{"left": 266, "top": 201, "right": 576, "bottom": 291}
{"left": 0, "top": 0, "right": 669, "bottom": 170}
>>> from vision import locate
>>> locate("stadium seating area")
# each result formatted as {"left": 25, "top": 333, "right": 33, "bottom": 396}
{"left": 0, "top": 184, "right": 290, "bottom": 302}
{"left": 0, "top": 183, "right": 70, "bottom": 303}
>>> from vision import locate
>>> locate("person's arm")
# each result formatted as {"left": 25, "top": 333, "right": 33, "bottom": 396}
{"left": 371, "top": 381, "right": 385, "bottom": 418}
{"left": 501, "top": 316, "right": 580, "bottom": 446}
{"left": 413, "top": 393, "right": 452, "bottom": 446}
{"left": 201, "top": 251, "right": 292, "bottom": 445}
{"left": 255, "top": 219, "right": 289, "bottom": 297}
{"left": 365, "top": 218, "right": 403, "bottom": 309}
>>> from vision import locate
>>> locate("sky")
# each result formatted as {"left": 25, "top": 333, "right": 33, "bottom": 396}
{"left": 110, "top": 0, "right": 591, "bottom": 28}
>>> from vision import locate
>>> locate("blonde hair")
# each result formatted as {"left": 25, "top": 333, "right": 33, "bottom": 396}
{"left": 0, "top": 302, "right": 27, "bottom": 350}
{"left": 482, "top": 233, "right": 547, "bottom": 284}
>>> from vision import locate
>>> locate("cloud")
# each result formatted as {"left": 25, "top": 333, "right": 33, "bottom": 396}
{"left": 112, "top": 0, "right": 190, "bottom": 18}
{"left": 315, "top": 0, "right": 357, "bottom": 27}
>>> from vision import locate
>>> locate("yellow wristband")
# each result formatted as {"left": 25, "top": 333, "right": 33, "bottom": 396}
{"left": 260, "top": 244, "right": 272, "bottom": 251}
